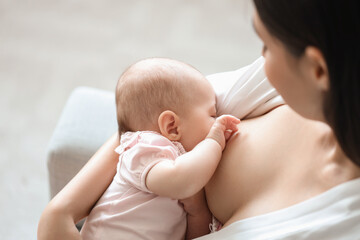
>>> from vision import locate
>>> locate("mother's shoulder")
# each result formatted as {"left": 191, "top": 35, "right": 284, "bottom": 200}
{"left": 240, "top": 104, "right": 324, "bottom": 136}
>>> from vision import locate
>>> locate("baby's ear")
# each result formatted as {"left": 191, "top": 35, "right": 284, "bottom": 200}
{"left": 158, "top": 110, "right": 181, "bottom": 141}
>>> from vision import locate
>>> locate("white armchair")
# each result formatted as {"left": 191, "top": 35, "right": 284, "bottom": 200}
{"left": 47, "top": 87, "right": 118, "bottom": 199}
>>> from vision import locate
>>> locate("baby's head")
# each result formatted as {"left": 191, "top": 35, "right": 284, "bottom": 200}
{"left": 116, "top": 58, "right": 216, "bottom": 151}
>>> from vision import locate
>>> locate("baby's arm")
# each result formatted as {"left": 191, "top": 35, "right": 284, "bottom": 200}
{"left": 146, "top": 115, "right": 240, "bottom": 200}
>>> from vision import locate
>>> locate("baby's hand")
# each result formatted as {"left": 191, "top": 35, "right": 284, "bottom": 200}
{"left": 206, "top": 115, "right": 240, "bottom": 150}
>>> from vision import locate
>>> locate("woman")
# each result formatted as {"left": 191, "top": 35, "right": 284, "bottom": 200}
{"left": 199, "top": 0, "right": 360, "bottom": 238}
{"left": 38, "top": 0, "right": 360, "bottom": 239}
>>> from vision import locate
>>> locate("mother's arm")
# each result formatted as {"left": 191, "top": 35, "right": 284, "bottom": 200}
{"left": 37, "top": 133, "right": 119, "bottom": 240}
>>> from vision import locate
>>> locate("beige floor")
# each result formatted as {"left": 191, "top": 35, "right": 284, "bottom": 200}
{"left": 0, "top": 1, "right": 261, "bottom": 239}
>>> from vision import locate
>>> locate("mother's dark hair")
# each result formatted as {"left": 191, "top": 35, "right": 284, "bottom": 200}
{"left": 253, "top": 0, "right": 360, "bottom": 166}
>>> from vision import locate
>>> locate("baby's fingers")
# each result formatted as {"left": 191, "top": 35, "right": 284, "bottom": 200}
{"left": 217, "top": 115, "right": 240, "bottom": 132}
{"left": 224, "top": 130, "right": 233, "bottom": 140}
{"left": 207, "top": 115, "right": 240, "bottom": 150}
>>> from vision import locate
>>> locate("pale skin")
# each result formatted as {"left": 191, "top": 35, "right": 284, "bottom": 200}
{"left": 206, "top": 105, "right": 360, "bottom": 227}
{"left": 146, "top": 73, "right": 239, "bottom": 201}
{"left": 139, "top": 64, "right": 240, "bottom": 239}
{"left": 147, "top": 116, "right": 240, "bottom": 200}
{"left": 204, "top": 11, "right": 360, "bottom": 228}
{"left": 39, "top": 104, "right": 360, "bottom": 239}
{"left": 37, "top": 10, "right": 360, "bottom": 240}
{"left": 149, "top": 114, "right": 239, "bottom": 239}
{"left": 38, "top": 60, "right": 241, "bottom": 240}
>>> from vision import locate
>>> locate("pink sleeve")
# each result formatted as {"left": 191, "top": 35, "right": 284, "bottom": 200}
{"left": 118, "top": 133, "right": 179, "bottom": 193}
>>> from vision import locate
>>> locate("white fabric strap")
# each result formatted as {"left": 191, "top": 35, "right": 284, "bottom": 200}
{"left": 196, "top": 178, "right": 360, "bottom": 240}
{"left": 207, "top": 57, "right": 284, "bottom": 119}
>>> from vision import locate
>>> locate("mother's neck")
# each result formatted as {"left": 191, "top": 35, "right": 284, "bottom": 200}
{"left": 315, "top": 125, "right": 360, "bottom": 187}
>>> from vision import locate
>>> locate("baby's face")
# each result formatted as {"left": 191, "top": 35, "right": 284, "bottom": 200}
{"left": 179, "top": 78, "right": 217, "bottom": 151}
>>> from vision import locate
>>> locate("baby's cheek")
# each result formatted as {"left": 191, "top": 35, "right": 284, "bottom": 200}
{"left": 209, "top": 118, "right": 216, "bottom": 130}
{"left": 203, "top": 119, "right": 215, "bottom": 137}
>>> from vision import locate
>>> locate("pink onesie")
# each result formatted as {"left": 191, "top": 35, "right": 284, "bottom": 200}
{"left": 80, "top": 131, "right": 187, "bottom": 240}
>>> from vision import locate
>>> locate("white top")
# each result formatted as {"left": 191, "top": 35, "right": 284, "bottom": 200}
{"left": 196, "top": 177, "right": 360, "bottom": 240}
{"left": 207, "top": 56, "right": 284, "bottom": 119}
{"left": 202, "top": 57, "right": 360, "bottom": 239}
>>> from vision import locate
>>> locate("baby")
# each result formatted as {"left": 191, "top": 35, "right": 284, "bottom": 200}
{"left": 80, "top": 58, "right": 240, "bottom": 240}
